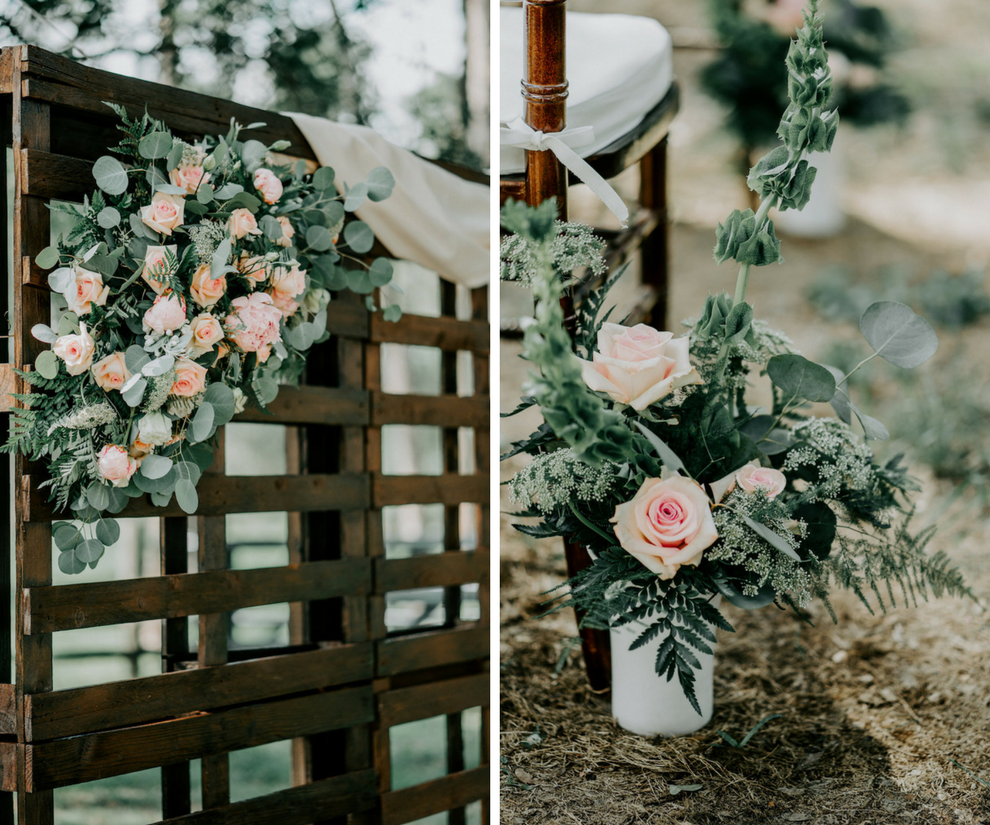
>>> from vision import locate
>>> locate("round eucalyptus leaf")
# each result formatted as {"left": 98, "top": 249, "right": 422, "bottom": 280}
{"left": 346, "top": 268, "right": 374, "bottom": 295}
{"left": 368, "top": 258, "right": 393, "bottom": 287}
{"left": 96, "top": 518, "right": 121, "bottom": 546}
{"left": 343, "top": 220, "right": 374, "bottom": 254}
{"left": 140, "top": 454, "right": 174, "bottom": 480}
{"left": 189, "top": 402, "right": 215, "bottom": 444}
{"left": 134, "top": 466, "right": 177, "bottom": 495}
{"left": 366, "top": 166, "right": 395, "bottom": 202}
{"left": 166, "top": 141, "right": 184, "bottom": 171}
{"left": 175, "top": 479, "right": 199, "bottom": 515}
{"left": 344, "top": 182, "right": 368, "bottom": 212}
{"left": 197, "top": 183, "right": 215, "bottom": 205}
{"left": 254, "top": 377, "right": 280, "bottom": 406}
{"left": 312, "top": 166, "right": 335, "bottom": 191}
{"left": 305, "top": 225, "right": 335, "bottom": 252}
{"left": 85, "top": 482, "right": 110, "bottom": 511}
{"left": 767, "top": 354, "right": 836, "bottom": 403}
{"left": 48, "top": 267, "right": 75, "bottom": 294}
{"left": 138, "top": 131, "right": 173, "bottom": 160}
{"left": 53, "top": 522, "right": 80, "bottom": 551}
{"left": 150, "top": 490, "right": 173, "bottom": 508}
{"left": 173, "top": 460, "right": 203, "bottom": 485}
{"left": 75, "top": 539, "right": 104, "bottom": 564}
{"left": 93, "top": 155, "right": 128, "bottom": 195}
{"left": 58, "top": 313, "right": 80, "bottom": 336}
{"left": 142, "top": 354, "right": 175, "bottom": 377}
{"left": 35, "top": 350, "right": 58, "bottom": 380}
{"left": 287, "top": 323, "right": 315, "bottom": 352}
{"left": 213, "top": 183, "right": 244, "bottom": 200}
{"left": 36, "top": 246, "right": 60, "bottom": 269}
{"left": 382, "top": 304, "right": 403, "bottom": 323}
{"left": 203, "top": 383, "right": 236, "bottom": 426}
{"left": 122, "top": 376, "right": 148, "bottom": 407}
{"left": 106, "top": 486, "right": 130, "bottom": 514}
{"left": 125, "top": 345, "right": 152, "bottom": 374}
{"left": 259, "top": 214, "right": 283, "bottom": 241}
{"left": 859, "top": 301, "right": 939, "bottom": 369}
{"left": 58, "top": 550, "right": 86, "bottom": 576}
{"left": 240, "top": 139, "right": 268, "bottom": 171}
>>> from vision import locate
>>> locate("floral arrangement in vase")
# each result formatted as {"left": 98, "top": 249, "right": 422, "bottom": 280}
{"left": 501, "top": 0, "right": 973, "bottom": 734}
{"left": 4, "top": 104, "right": 398, "bottom": 574}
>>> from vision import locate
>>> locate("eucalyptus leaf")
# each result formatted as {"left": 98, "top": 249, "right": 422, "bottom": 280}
{"left": 213, "top": 183, "right": 244, "bottom": 199}
{"left": 175, "top": 478, "right": 199, "bottom": 514}
{"left": 343, "top": 220, "right": 374, "bottom": 254}
{"left": 106, "top": 487, "right": 129, "bottom": 514}
{"left": 365, "top": 166, "right": 395, "bottom": 201}
{"left": 346, "top": 268, "right": 374, "bottom": 294}
{"left": 254, "top": 377, "right": 280, "bottom": 406}
{"left": 312, "top": 166, "right": 335, "bottom": 191}
{"left": 93, "top": 155, "right": 128, "bottom": 195}
{"left": 368, "top": 258, "right": 393, "bottom": 287}
{"left": 142, "top": 354, "right": 176, "bottom": 377}
{"left": 153, "top": 183, "right": 188, "bottom": 196}
{"left": 344, "top": 182, "right": 368, "bottom": 212}
{"left": 35, "top": 350, "right": 58, "bottom": 380}
{"left": 85, "top": 482, "right": 110, "bottom": 511}
{"left": 260, "top": 214, "right": 283, "bottom": 241}
{"left": 53, "top": 522, "right": 80, "bottom": 551}
{"left": 97, "top": 207, "right": 121, "bottom": 229}
{"left": 173, "top": 460, "right": 203, "bottom": 485}
{"left": 197, "top": 183, "right": 215, "bottom": 205}
{"left": 36, "top": 246, "right": 60, "bottom": 268}
{"left": 140, "top": 454, "right": 174, "bottom": 480}
{"left": 122, "top": 376, "right": 148, "bottom": 407}
{"left": 184, "top": 200, "right": 208, "bottom": 216}
{"left": 241, "top": 139, "right": 268, "bottom": 171}
{"left": 57, "top": 313, "right": 80, "bottom": 336}
{"left": 48, "top": 267, "right": 75, "bottom": 294}
{"left": 134, "top": 467, "right": 177, "bottom": 495}
{"left": 634, "top": 422, "right": 686, "bottom": 474}
{"left": 382, "top": 304, "right": 403, "bottom": 323}
{"left": 129, "top": 211, "right": 158, "bottom": 239}
{"left": 287, "top": 323, "right": 315, "bottom": 351}
{"left": 189, "top": 402, "right": 215, "bottom": 443}
{"left": 202, "top": 383, "right": 236, "bottom": 426}
{"left": 150, "top": 490, "right": 173, "bottom": 508}
{"left": 58, "top": 550, "right": 86, "bottom": 575}
{"left": 859, "top": 301, "right": 938, "bottom": 369}
{"left": 767, "top": 354, "right": 836, "bottom": 403}
{"left": 96, "top": 518, "right": 121, "bottom": 546}
{"left": 738, "top": 415, "right": 794, "bottom": 455}
{"left": 211, "top": 238, "right": 232, "bottom": 280}
{"left": 139, "top": 131, "right": 173, "bottom": 160}
{"left": 741, "top": 515, "right": 802, "bottom": 562}
{"left": 165, "top": 141, "right": 184, "bottom": 171}
{"left": 125, "top": 346, "right": 151, "bottom": 374}
{"left": 305, "top": 225, "right": 335, "bottom": 252}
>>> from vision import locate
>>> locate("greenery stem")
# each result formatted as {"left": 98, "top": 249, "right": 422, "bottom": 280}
{"left": 568, "top": 501, "right": 614, "bottom": 545}
{"left": 841, "top": 351, "right": 880, "bottom": 384}
{"left": 732, "top": 193, "right": 777, "bottom": 306}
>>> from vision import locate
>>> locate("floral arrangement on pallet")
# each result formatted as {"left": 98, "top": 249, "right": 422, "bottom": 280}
{"left": 4, "top": 105, "right": 398, "bottom": 574}
{"left": 501, "top": 0, "right": 974, "bottom": 716}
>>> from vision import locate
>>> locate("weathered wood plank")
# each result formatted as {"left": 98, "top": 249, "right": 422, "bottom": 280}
{"left": 375, "top": 551, "right": 487, "bottom": 593}
{"left": 20, "top": 149, "right": 90, "bottom": 200}
{"left": 146, "top": 769, "right": 377, "bottom": 825}
{"left": 380, "top": 766, "right": 489, "bottom": 825}
{"left": 370, "top": 314, "right": 488, "bottom": 353}
{"left": 0, "top": 743, "right": 16, "bottom": 793}
{"left": 0, "top": 365, "right": 15, "bottom": 414}
{"left": 25, "top": 559, "right": 372, "bottom": 635}
{"left": 377, "top": 626, "right": 488, "bottom": 677}
{"left": 24, "top": 472, "right": 371, "bottom": 521}
{"left": 234, "top": 386, "right": 368, "bottom": 426}
{"left": 378, "top": 672, "right": 488, "bottom": 728}
{"left": 371, "top": 393, "right": 487, "bottom": 428}
{"left": 373, "top": 474, "right": 486, "bottom": 507}
{"left": 25, "top": 687, "right": 373, "bottom": 791}
{"left": 0, "top": 685, "right": 14, "bottom": 736}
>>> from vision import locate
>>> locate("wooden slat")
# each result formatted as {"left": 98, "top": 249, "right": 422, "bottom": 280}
{"left": 0, "top": 365, "right": 15, "bottom": 414}
{"left": 20, "top": 149, "right": 90, "bottom": 200}
{"left": 24, "top": 472, "right": 370, "bottom": 521}
{"left": 377, "top": 626, "right": 488, "bottom": 677}
{"left": 378, "top": 673, "right": 488, "bottom": 728}
{"left": 0, "top": 743, "right": 15, "bottom": 793}
{"left": 372, "top": 393, "right": 487, "bottom": 428}
{"left": 25, "top": 559, "right": 372, "bottom": 635}
{"left": 373, "top": 474, "right": 486, "bottom": 507}
{"left": 375, "top": 551, "right": 487, "bottom": 593}
{"left": 0, "top": 685, "right": 14, "bottom": 735}
{"left": 380, "top": 766, "right": 489, "bottom": 825}
{"left": 370, "top": 314, "right": 488, "bottom": 353}
{"left": 325, "top": 300, "right": 370, "bottom": 339}
{"left": 25, "top": 686, "right": 373, "bottom": 791}
{"left": 234, "top": 386, "right": 368, "bottom": 426}
{"left": 147, "top": 769, "right": 377, "bottom": 825}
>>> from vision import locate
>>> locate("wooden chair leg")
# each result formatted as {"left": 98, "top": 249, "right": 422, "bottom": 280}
{"left": 639, "top": 136, "right": 670, "bottom": 329}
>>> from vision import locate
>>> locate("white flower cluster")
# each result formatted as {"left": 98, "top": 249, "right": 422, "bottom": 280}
{"left": 500, "top": 220, "right": 606, "bottom": 287}
{"left": 48, "top": 401, "right": 116, "bottom": 435}
{"left": 784, "top": 417, "right": 878, "bottom": 499}
{"left": 188, "top": 220, "right": 230, "bottom": 263}
{"left": 143, "top": 371, "right": 177, "bottom": 413}
{"left": 509, "top": 448, "right": 616, "bottom": 513}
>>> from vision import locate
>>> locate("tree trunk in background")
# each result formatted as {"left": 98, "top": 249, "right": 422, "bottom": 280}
{"left": 157, "top": 0, "right": 178, "bottom": 86}
{"left": 463, "top": 0, "right": 490, "bottom": 166}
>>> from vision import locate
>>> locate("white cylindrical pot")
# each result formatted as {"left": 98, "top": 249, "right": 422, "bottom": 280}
{"left": 770, "top": 134, "right": 846, "bottom": 239}
{"left": 610, "top": 596, "right": 720, "bottom": 737}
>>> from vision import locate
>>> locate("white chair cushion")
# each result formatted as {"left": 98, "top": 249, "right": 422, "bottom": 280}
{"left": 500, "top": 7, "right": 674, "bottom": 176}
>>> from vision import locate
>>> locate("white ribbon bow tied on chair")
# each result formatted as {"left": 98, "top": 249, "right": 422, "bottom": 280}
{"left": 500, "top": 116, "right": 629, "bottom": 227}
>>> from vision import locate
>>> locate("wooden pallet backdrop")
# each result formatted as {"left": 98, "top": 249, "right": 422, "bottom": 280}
{"left": 0, "top": 45, "right": 490, "bottom": 825}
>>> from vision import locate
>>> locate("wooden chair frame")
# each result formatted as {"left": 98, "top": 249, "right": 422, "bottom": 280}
{"left": 0, "top": 45, "right": 489, "bottom": 825}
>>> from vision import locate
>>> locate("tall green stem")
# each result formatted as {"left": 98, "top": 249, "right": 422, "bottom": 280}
{"left": 732, "top": 193, "right": 778, "bottom": 307}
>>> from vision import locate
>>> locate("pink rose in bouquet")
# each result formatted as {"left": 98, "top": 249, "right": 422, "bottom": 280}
{"left": 171, "top": 357, "right": 208, "bottom": 397}
{"left": 143, "top": 246, "right": 177, "bottom": 295}
{"left": 253, "top": 168, "right": 284, "bottom": 204}
{"left": 144, "top": 291, "right": 187, "bottom": 334}
{"left": 97, "top": 445, "right": 138, "bottom": 487}
{"left": 190, "top": 263, "right": 227, "bottom": 309}
{"left": 66, "top": 266, "right": 110, "bottom": 316}
{"left": 52, "top": 324, "right": 96, "bottom": 376}
{"left": 579, "top": 323, "right": 702, "bottom": 411}
{"left": 224, "top": 292, "right": 282, "bottom": 355}
{"left": 237, "top": 253, "right": 270, "bottom": 288}
{"left": 611, "top": 477, "right": 719, "bottom": 579}
{"left": 275, "top": 216, "right": 295, "bottom": 248}
{"left": 141, "top": 192, "right": 185, "bottom": 236}
{"left": 170, "top": 161, "right": 208, "bottom": 195}
{"left": 189, "top": 313, "right": 224, "bottom": 356}
{"left": 91, "top": 352, "right": 131, "bottom": 392}
{"left": 736, "top": 463, "right": 787, "bottom": 499}
{"left": 229, "top": 208, "right": 262, "bottom": 240}
{"left": 269, "top": 265, "right": 307, "bottom": 317}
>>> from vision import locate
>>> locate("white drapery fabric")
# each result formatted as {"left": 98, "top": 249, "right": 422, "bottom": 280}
{"left": 288, "top": 112, "right": 489, "bottom": 288}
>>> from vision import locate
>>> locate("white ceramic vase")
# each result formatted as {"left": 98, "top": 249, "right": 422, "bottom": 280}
{"left": 770, "top": 134, "right": 846, "bottom": 239}
{"left": 610, "top": 595, "right": 721, "bottom": 737}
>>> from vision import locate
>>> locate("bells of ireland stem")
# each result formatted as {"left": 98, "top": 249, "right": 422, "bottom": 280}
{"left": 694, "top": 293, "right": 733, "bottom": 341}
{"left": 713, "top": 209, "right": 757, "bottom": 265}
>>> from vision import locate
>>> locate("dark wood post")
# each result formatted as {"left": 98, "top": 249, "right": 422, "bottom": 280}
{"left": 639, "top": 137, "right": 670, "bottom": 328}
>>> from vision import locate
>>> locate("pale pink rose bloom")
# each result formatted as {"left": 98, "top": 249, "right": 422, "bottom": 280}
{"left": 253, "top": 168, "right": 284, "bottom": 204}
{"left": 275, "top": 215, "right": 295, "bottom": 248}
{"left": 171, "top": 357, "right": 208, "bottom": 397}
{"left": 91, "top": 351, "right": 131, "bottom": 391}
{"left": 579, "top": 323, "right": 702, "bottom": 411}
{"left": 736, "top": 463, "right": 787, "bottom": 499}
{"left": 143, "top": 245, "right": 177, "bottom": 295}
{"left": 144, "top": 291, "right": 187, "bottom": 334}
{"left": 141, "top": 192, "right": 186, "bottom": 236}
{"left": 188, "top": 313, "right": 224, "bottom": 356}
{"left": 52, "top": 323, "right": 96, "bottom": 376}
{"left": 224, "top": 292, "right": 283, "bottom": 354}
{"left": 237, "top": 253, "right": 270, "bottom": 288}
{"left": 765, "top": 0, "right": 807, "bottom": 35}
{"left": 169, "top": 163, "right": 209, "bottom": 196}
{"left": 269, "top": 265, "right": 307, "bottom": 317}
{"left": 65, "top": 266, "right": 110, "bottom": 316}
{"left": 611, "top": 476, "right": 719, "bottom": 579}
{"left": 229, "top": 208, "right": 262, "bottom": 240}
{"left": 189, "top": 263, "right": 227, "bottom": 309}
{"left": 97, "top": 444, "right": 138, "bottom": 487}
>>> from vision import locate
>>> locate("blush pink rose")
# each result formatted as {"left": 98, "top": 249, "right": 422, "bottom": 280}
{"left": 579, "top": 323, "right": 702, "bottom": 411}
{"left": 143, "top": 245, "right": 177, "bottom": 295}
{"left": 253, "top": 168, "right": 284, "bottom": 204}
{"left": 52, "top": 323, "right": 96, "bottom": 376}
{"left": 736, "top": 463, "right": 787, "bottom": 499}
{"left": 229, "top": 208, "right": 262, "bottom": 240}
{"left": 141, "top": 192, "right": 186, "bottom": 236}
{"left": 189, "top": 263, "right": 227, "bottom": 309}
{"left": 224, "top": 292, "right": 283, "bottom": 354}
{"left": 170, "top": 163, "right": 209, "bottom": 196}
{"left": 275, "top": 216, "right": 295, "bottom": 248}
{"left": 188, "top": 313, "right": 224, "bottom": 356}
{"left": 171, "top": 357, "right": 208, "bottom": 397}
{"left": 91, "top": 351, "right": 131, "bottom": 391}
{"left": 269, "top": 265, "right": 306, "bottom": 317}
{"left": 97, "top": 444, "right": 138, "bottom": 487}
{"left": 144, "top": 291, "right": 187, "bottom": 334}
{"left": 238, "top": 253, "right": 269, "bottom": 288}
{"left": 610, "top": 477, "right": 719, "bottom": 579}
{"left": 65, "top": 266, "right": 110, "bottom": 316}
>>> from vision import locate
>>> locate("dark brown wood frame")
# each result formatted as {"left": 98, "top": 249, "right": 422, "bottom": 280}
{"left": 0, "top": 45, "right": 489, "bottom": 825}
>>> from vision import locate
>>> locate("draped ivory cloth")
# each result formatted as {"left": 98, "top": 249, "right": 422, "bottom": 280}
{"left": 288, "top": 112, "right": 490, "bottom": 289}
